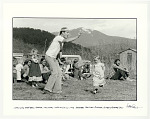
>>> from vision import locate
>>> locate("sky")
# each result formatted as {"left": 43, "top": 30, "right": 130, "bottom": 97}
{"left": 13, "top": 18, "right": 136, "bottom": 39}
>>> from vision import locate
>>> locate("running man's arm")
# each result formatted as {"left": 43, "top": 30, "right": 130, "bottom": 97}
{"left": 63, "top": 32, "right": 82, "bottom": 42}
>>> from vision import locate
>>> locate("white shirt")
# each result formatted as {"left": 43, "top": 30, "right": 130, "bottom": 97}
{"left": 16, "top": 63, "right": 23, "bottom": 72}
{"left": 15, "top": 63, "right": 23, "bottom": 80}
{"left": 93, "top": 63, "right": 105, "bottom": 78}
{"left": 46, "top": 35, "right": 64, "bottom": 58}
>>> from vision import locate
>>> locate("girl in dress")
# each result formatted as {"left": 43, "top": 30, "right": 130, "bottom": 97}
{"left": 28, "top": 48, "right": 42, "bottom": 87}
{"left": 92, "top": 56, "right": 106, "bottom": 94}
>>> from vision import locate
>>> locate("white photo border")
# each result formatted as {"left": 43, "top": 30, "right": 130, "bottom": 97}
{"left": 1, "top": 2, "right": 149, "bottom": 119}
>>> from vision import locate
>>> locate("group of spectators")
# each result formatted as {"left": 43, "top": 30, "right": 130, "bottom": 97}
{"left": 72, "top": 58, "right": 91, "bottom": 80}
{"left": 13, "top": 50, "right": 92, "bottom": 87}
{"left": 13, "top": 52, "right": 130, "bottom": 85}
{"left": 13, "top": 49, "right": 51, "bottom": 87}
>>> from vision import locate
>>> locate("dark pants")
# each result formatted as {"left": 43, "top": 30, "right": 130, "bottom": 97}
{"left": 111, "top": 69, "right": 129, "bottom": 80}
{"left": 73, "top": 69, "right": 79, "bottom": 79}
{"left": 73, "top": 69, "right": 83, "bottom": 80}
{"left": 13, "top": 73, "right": 17, "bottom": 83}
{"left": 42, "top": 72, "right": 51, "bottom": 83}
{"left": 21, "top": 74, "right": 29, "bottom": 82}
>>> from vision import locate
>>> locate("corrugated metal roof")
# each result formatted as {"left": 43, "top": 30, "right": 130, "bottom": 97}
{"left": 118, "top": 48, "right": 137, "bottom": 54}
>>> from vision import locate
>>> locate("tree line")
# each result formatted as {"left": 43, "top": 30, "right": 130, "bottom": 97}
{"left": 13, "top": 28, "right": 94, "bottom": 60}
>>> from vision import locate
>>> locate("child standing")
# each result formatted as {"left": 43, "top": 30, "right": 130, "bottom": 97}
{"left": 92, "top": 56, "right": 106, "bottom": 94}
{"left": 28, "top": 49, "right": 42, "bottom": 87}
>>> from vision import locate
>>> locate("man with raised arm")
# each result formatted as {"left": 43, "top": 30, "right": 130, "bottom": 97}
{"left": 43, "top": 27, "right": 82, "bottom": 94}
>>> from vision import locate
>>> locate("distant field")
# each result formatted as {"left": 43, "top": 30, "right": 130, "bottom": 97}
{"left": 13, "top": 78, "right": 136, "bottom": 101}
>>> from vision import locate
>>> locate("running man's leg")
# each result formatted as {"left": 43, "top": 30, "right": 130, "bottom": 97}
{"left": 44, "top": 55, "right": 59, "bottom": 92}
{"left": 52, "top": 59, "right": 62, "bottom": 93}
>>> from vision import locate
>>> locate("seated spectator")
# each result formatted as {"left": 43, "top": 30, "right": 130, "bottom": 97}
{"left": 110, "top": 59, "right": 130, "bottom": 80}
{"left": 64, "top": 61, "right": 71, "bottom": 74}
{"left": 72, "top": 59, "right": 84, "bottom": 80}
{"left": 22, "top": 59, "right": 31, "bottom": 82}
{"left": 82, "top": 62, "right": 91, "bottom": 79}
{"left": 82, "top": 63, "right": 90, "bottom": 73}
{"left": 39, "top": 57, "right": 51, "bottom": 83}
{"left": 15, "top": 58, "right": 24, "bottom": 82}
{"left": 58, "top": 57, "right": 70, "bottom": 81}
{"left": 13, "top": 57, "right": 18, "bottom": 83}
{"left": 65, "top": 60, "right": 74, "bottom": 77}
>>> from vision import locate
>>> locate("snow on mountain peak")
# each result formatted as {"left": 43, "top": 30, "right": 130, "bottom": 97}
{"left": 80, "top": 27, "right": 92, "bottom": 34}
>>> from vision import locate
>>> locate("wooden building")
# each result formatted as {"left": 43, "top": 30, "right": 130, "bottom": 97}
{"left": 119, "top": 48, "right": 137, "bottom": 78}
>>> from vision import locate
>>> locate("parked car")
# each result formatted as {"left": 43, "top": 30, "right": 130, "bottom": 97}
{"left": 61, "top": 55, "right": 92, "bottom": 77}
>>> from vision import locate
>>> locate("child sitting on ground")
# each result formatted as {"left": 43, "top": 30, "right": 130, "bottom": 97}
{"left": 92, "top": 56, "right": 106, "bottom": 94}
{"left": 22, "top": 59, "right": 31, "bottom": 82}
{"left": 59, "top": 57, "right": 70, "bottom": 81}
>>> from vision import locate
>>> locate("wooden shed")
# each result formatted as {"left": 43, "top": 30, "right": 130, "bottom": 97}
{"left": 119, "top": 48, "right": 137, "bottom": 78}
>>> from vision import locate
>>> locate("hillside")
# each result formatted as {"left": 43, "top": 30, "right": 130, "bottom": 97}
{"left": 13, "top": 27, "right": 137, "bottom": 77}
{"left": 13, "top": 28, "right": 93, "bottom": 60}
{"left": 13, "top": 27, "right": 137, "bottom": 61}
{"left": 53, "top": 27, "right": 136, "bottom": 49}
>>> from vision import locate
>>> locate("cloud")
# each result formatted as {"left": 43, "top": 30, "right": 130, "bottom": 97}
{"left": 13, "top": 18, "right": 136, "bottom": 38}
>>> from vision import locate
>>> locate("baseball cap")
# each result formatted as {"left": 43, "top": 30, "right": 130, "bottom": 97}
{"left": 60, "top": 27, "right": 69, "bottom": 32}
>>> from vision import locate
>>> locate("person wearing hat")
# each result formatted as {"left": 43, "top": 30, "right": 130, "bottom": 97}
{"left": 43, "top": 27, "right": 82, "bottom": 94}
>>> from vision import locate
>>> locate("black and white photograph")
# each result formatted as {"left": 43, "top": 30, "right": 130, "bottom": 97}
{"left": 2, "top": 2, "right": 149, "bottom": 118}
{"left": 12, "top": 18, "right": 137, "bottom": 101}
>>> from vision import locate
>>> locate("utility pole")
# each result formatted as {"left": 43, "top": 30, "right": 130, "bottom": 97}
{"left": 43, "top": 39, "right": 47, "bottom": 55}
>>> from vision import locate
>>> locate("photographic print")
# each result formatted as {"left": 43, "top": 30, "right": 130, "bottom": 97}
{"left": 12, "top": 18, "right": 137, "bottom": 101}
{"left": 2, "top": 2, "right": 148, "bottom": 118}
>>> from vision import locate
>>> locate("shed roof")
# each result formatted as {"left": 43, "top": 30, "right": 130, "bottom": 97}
{"left": 118, "top": 48, "right": 137, "bottom": 54}
{"left": 13, "top": 53, "right": 24, "bottom": 56}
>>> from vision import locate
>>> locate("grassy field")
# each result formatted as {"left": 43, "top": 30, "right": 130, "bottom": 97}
{"left": 13, "top": 78, "right": 136, "bottom": 101}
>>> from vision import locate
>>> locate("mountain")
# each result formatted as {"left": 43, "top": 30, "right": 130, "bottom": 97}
{"left": 13, "top": 27, "right": 137, "bottom": 63}
{"left": 53, "top": 27, "right": 136, "bottom": 48}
